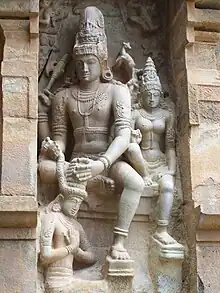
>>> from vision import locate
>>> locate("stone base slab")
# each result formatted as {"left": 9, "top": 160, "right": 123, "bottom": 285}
{"left": 149, "top": 237, "right": 184, "bottom": 293}
{"left": 104, "top": 256, "right": 135, "bottom": 277}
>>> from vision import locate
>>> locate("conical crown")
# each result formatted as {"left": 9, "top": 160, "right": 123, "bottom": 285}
{"left": 73, "top": 6, "right": 108, "bottom": 62}
{"left": 140, "top": 57, "right": 162, "bottom": 92}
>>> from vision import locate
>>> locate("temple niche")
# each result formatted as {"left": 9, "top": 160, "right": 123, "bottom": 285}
{"left": 37, "top": 1, "right": 185, "bottom": 293}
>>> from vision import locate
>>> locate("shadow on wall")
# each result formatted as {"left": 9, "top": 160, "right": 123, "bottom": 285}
{"left": 0, "top": 25, "right": 5, "bottom": 191}
{"left": 196, "top": 0, "right": 220, "bottom": 10}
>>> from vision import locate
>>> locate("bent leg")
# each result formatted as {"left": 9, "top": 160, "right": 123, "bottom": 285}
{"left": 154, "top": 174, "right": 176, "bottom": 244}
{"left": 126, "top": 143, "right": 148, "bottom": 177}
{"left": 109, "top": 161, "right": 145, "bottom": 259}
{"left": 158, "top": 174, "right": 174, "bottom": 222}
{"left": 125, "top": 143, "right": 152, "bottom": 186}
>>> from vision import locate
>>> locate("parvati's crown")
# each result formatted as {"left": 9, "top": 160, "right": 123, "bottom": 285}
{"left": 140, "top": 57, "right": 162, "bottom": 92}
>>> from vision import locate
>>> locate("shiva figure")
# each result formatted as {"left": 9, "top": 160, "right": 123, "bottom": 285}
{"left": 38, "top": 6, "right": 145, "bottom": 260}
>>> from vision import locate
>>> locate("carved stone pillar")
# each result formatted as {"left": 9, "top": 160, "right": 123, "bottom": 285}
{"left": 0, "top": 1, "right": 39, "bottom": 292}
{"left": 170, "top": 0, "right": 220, "bottom": 292}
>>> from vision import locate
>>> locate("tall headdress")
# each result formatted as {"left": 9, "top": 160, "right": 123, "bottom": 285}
{"left": 140, "top": 57, "right": 162, "bottom": 92}
{"left": 73, "top": 6, "right": 112, "bottom": 81}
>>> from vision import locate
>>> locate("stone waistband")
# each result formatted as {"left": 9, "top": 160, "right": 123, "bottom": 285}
{"left": 74, "top": 126, "right": 109, "bottom": 136}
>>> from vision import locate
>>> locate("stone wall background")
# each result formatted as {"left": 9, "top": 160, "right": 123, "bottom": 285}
{"left": 169, "top": 1, "right": 220, "bottom": 292}
{"left": 0, "top": 1, "right": 39, "bottom": 292}
{"left": 38, "top": 1, "right": 186, "bottom": 292}
{"left": 2, "top": 0, "right": 220, "bottom": 292}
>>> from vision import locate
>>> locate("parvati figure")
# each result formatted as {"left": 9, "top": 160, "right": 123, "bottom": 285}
{"left": 132, "top": 57, "right": 177, "bottom": 245}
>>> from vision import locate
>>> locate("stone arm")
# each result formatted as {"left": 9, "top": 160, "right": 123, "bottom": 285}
{"left": 38, "top": 97, "right": 51, "bottom": 143}
{"left": 165, "top": 112, "right": 176, "bottom": 175}
{"left": 52, "top": 90, "right": 68, "bottom": 153}
{"left": 40, "top": 213, "right": 69, "bottom": 266}
{"left": 74, "top": 222, "right": 96, "bottom": 266}
{"left": 130, "top": 109, "right": 142, "bottom": 144}
{"left": 130, "top": 109, "right": 137, "bottom": 130}
{"left": 103, "top": 85, "right": 131, "bottom": 164}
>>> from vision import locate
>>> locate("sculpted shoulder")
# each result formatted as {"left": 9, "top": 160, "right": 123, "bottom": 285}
{"left": 53, "top": 87, "right": 72, "bottom": 101}
{"left": 108, "top": 82, "right": 131, "bottom": 101}
{"left": 162, "top": 108, "right": 172, "bottom": 121}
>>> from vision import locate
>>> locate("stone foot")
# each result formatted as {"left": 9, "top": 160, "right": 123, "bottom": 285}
{"left": 153, "top": 230, "right": 177, "bottom": 245}
{"left": 143, "top": 176, "right": 153, "bottom": 187}
{"left": 151, "top": 235, "right": 184, "bottom": 260}
{"left": 88, "top": 175, "right": 115, "bottom": 195}
{"left": 111, "top": 243, "right": 130, "bottom": 260}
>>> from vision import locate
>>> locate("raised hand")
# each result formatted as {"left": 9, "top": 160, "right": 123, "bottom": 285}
{"left": 40, "top": 137, "right": 64, "bottom": 161}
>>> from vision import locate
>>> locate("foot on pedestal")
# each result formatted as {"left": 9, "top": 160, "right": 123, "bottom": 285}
{"left": 153, "top": 230, "right": 177, "bottom": 245}
{"left": 111, "top": 243, "right": 130, "bottom": 260}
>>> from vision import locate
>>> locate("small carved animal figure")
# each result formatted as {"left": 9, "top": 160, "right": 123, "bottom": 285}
{"left": 114, "top": 42, "right": 135, "bottom": 71}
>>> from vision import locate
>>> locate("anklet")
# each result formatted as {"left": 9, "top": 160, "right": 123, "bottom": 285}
{"left": 157, "top": 220, "right": 169, "bottom": 226}
{"left": 113, "top": 227, "right": 128, "bottom": 237}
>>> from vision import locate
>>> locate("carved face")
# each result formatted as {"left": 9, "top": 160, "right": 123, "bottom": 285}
{"left": 142, "top": 89, "right": 161, "bottom": 109}
{"left": 61, "top": 197, "right": 83, "bottom": 218}
{"left": 40, "top": 0, "right": 51, "bottom": 8}
{"left": 75, "top": 55, "right": 101, "bottom": 83}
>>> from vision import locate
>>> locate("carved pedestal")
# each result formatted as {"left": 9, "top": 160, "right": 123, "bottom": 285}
{"left": 104, "top": 256, "right": 135, "bottom": 277}
{"left": 149, "top": 237, "right": 184, "bottom": 293}
{"left": 101, "top": 256, "right": 134, "bottom": 293}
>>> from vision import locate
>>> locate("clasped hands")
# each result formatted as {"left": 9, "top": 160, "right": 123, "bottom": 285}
{"left": 64, "top": 229, "right": 80, "bottom": 255}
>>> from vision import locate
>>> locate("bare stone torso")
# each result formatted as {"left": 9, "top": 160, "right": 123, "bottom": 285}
{"left": 134, "top": 108, "right": 169, "bottom": 162}
{"left": 47, "top": 213, "right": 78, "bottom": 270}
{"left": 65, "top": 83, "right": 113, "bottom": 155}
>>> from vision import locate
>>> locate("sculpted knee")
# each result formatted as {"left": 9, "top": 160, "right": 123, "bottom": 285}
{"left": 160, "top": 180, "right": 174, "bottom": 193}
{"left": 38, "top": 159, "right": 57, "bottom": 184}
{"left": 127, "top": 143, "right": 140, "bottom": 154}
{"left": 124, "top": 171, "right": 145, "bottom": 192}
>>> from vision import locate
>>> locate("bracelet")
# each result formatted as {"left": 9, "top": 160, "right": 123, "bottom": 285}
{"left": 99, "top": 157, "right": 109, "bottom": 170}
{"left": 65, "top": 245, "right": 75, "bottom": 255}
{"left": 99, "top": 155, "right": 111, "bottom": 170}
{"left": 38, "top": 112, "right": 48, "bottom": 123}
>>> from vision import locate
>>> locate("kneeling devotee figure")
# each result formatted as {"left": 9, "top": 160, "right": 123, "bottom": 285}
{"left": 40, "top": 138, "right": 96, "bottom": 292}
{"left": 38, "top": 6, "right": 145, "bottom": 260}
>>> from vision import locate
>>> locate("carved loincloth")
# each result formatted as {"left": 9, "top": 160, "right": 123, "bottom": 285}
{"left": 145, "top": 153, "right": 169, "bottom": 182}
{"left": 45, "top": 267, "right": 106, "bottom": 293}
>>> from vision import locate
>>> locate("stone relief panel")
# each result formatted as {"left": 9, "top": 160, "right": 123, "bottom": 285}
{"left": 37, "top": 2, "right": 184, "bottom": 292}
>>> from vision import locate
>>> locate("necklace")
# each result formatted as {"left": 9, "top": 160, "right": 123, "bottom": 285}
{"left": 58, "top": 212, "right": 76, "bottom": 230}
{"left": 74, "top": 88, "right": 98, "bottom": 103}
{"left": 139, "top": 108, "right": 164, "bottom": 121}
{"left": 76, "top": 85, "right": 100, "bottom": 142}
{"left": 77, "top": 86, "right": 99, "bottom": 121}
